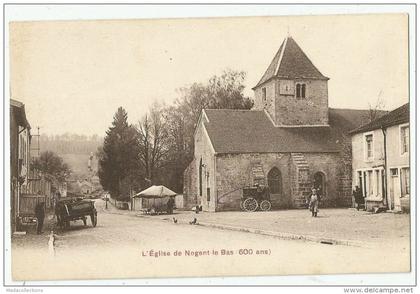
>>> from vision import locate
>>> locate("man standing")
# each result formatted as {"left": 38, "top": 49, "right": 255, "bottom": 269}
{"left": 166, "top": 196, "right": 175, "bottom": 215}
{"left": 35, "top": 202, "right": 45, "bottom": 234}
{"left": 353, "top": 186, "right": 364, "bottom": 211}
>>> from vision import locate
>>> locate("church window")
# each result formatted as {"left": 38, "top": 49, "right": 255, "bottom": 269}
{"left": 296, "top": 84, "right": 301, "bottom": 99}
{"left": 262, "top": 87, "right": 267, "bottom": 102}
{"left": 267, "top": 167, "right": 282, "bottom": 194}
{"left": 296, "top": 83, "right": 307, "bottom": 99}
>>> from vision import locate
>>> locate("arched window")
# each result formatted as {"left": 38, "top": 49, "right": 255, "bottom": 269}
{"left": 199, "top": 158, "right": 203, "bottom": 196}
{"left": 268, "top": 167, "right": 282, "bottom": 194}
{"left": 296, "top": 83, "right": 307, "bottom": 99}
{"left": 296, "top": 84, "right": 301, "bottom": 99}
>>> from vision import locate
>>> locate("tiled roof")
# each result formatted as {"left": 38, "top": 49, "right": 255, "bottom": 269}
{"left": 349, "top": 103, "right": 409, "bottom": 134}
{"left": 202, "top": 108, "right": 374, "bottom": 154}
{"left": 253, "top": 36, "right": 328, "bottom": 89}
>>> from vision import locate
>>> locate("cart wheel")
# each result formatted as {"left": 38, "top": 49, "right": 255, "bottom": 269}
{"left": 82, "top": 217, "right": 87, "bottom": 226}
{"left": 91, "top": 214, "right": 97, "bottom": 227}
{"left": 260, "top": 200, "right": 272, "bottom": 211}
{"left": 243, "top": 198, "right": 258, "bottom": 212}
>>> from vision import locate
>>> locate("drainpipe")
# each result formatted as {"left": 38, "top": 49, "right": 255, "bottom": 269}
{"left": 381, "top": 126, "right": 389, "bottom": 209}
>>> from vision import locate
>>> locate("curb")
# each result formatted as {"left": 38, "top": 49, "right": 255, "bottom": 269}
{"left": 195, "top": 221, "right": 367, "bottom": 248}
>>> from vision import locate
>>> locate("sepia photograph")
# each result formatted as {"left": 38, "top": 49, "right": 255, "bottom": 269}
{"left": 3, "top": 3, "right": 416, "bottom": 288}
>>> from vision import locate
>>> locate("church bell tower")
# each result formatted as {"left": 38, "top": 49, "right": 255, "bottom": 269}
{"left": 252, "top": 36, "right": 330, "bottom": 126}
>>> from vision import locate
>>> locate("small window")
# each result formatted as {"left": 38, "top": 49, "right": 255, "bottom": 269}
{"left": 401, "top": 126, "right": 409, "bottom": 154}
{"left": 262, "top": 87, "right": 267, "bottom": 102}
{"left": 390, "top": 168, "right": 398, "bottom": 177}
{"left": 207, "top": 188, "right": 210, "bottom": 202}
{"left": 296, "top": 84, "right": 301, "bottom": 99}
{"left": 365, "top": 134, "right": 373, "bottom": 160}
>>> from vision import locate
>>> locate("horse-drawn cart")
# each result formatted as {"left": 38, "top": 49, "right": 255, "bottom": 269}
{"left": 56, "top": 198, "right": 97, "bottom": 229}
{"left": 240, "top": 185, "right": 272, "bottom": 212}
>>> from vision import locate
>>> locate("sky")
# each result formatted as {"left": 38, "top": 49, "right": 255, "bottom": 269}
{"left": 10, "top": 13, "right": 408, "bottom": 136}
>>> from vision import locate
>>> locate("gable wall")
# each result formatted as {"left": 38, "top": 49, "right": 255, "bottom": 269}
{"left": 193, "top": 119, "right": 217, "bottom": 212}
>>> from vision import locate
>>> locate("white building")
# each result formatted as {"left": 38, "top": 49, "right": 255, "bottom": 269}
{"left": 350, "top": 103, "right": 409, "bottom": 212}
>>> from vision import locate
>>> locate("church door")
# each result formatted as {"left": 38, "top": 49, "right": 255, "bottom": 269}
{"left": 267, "top": 167, "right": 282, "bottom": 195}
{"left": 313, "top": 172, "right": 326, "bottom": 196}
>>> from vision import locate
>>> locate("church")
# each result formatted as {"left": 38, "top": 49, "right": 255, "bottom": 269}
{"left": 183, "top": 36, "right": 373, "bottom": 212}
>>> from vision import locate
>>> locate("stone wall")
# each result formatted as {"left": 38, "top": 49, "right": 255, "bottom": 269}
{"left": 215, "top": 153, "right": 292, "bottom": 211}
{"left": 193, "top": 118, "right": 217, "bottom": 212}
{"left": 214, "top": 152, "right": 344, "bottom": 211}
{"left": 303, "top": 152, "right": 343, "bottom": 207}
{"left": 253, "top": 79, "right": 277, "bottom": 122}
{"left": 275, "top": 79, "right": 329, "bottom": 126}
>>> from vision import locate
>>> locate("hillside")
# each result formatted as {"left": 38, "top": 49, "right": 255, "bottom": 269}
{"left": 37, "top": 133, "right": 103, "bottom": 178}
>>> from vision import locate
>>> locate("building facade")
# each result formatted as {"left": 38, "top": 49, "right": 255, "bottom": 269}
{"left": 10, "top": 99, "right": 32, "bottom": 231}
{"left": 350, "top": 104, "right": 410, "bottom": 212}
{"left": 183, "top": 36, "right": 375, "bottom": 212}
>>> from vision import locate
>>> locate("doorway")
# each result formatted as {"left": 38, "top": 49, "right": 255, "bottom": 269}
{"left": 313, "top": 172, "right": 326, "bottom": 196}
{"left": 390, "top": 168, "right": 401, "bottom": 210}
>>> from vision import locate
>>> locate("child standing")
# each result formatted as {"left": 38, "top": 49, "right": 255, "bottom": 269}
{"left": 308, "top": 188, "right": 320, "bottom": 217}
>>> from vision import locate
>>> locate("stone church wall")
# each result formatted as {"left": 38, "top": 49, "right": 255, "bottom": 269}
{"left": 215, "top": 153, "right": 292, "bottom": 211}
{"left": 253, "top": 79, "right": 277, "bottom": 121}
{"left": 213, "top": 152, "right": 345, "bottom": 211}
{"left": 193, "top": 120, "right": 217, "bottom": 212}
{"left": 275, "top": 79, "right": 329, "bottom": 126}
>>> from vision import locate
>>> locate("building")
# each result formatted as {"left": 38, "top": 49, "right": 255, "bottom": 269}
{"left": 10, "top": 99, "right": 31, "bottom": 231}
{"left": 183, "top": 36, "right": 376, "bottom": 212}
{"left": 349, "top": 103, "right": 409, "bottom": 212}
{"left": 79, "top": 180, "right": 94, "bottom": 195}
{"left": 10, "top": 99, "right": 56, "bottom": 231}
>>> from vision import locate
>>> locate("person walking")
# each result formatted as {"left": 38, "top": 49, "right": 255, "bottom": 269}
{"left": 308, "top": 188, "right": 321, "bottom": 217}
{"left": 35, "top": 202, "right": 45, "bottom": 234}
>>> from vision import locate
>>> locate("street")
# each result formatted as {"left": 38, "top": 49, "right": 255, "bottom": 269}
{"left": 12, "top": 199, "right": 410, "bottom": 281}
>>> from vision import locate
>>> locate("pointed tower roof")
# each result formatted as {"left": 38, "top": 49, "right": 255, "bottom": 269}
{"left": 253, "top": 36, "right": 329, "bottom": 89}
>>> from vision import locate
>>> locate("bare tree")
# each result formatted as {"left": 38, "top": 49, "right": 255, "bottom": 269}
{"left": 367, "top": 91, "right": 386, "bottom": 122}
{"left": 137, "top": 103, "right": 170, "bottom": 184}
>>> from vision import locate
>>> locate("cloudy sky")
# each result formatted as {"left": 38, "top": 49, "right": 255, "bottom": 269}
{"left": 10, "top": 13, "right": 408, "bottom": 136}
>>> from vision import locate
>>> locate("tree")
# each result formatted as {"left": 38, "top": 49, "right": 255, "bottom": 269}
{"left": 160, "top": 69, "right": 254, "bottom": 192}
{"left": 97, "top": 107, "right": 141, "bottom": 199}
{"left": 366, "top": 92, "right": 386, "bottom": 122}
{"left": 32, "top": 151, "right": 71, "bottom": 182}
{"left": 136, "top": 103, "right": 169, "bottom": 185}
